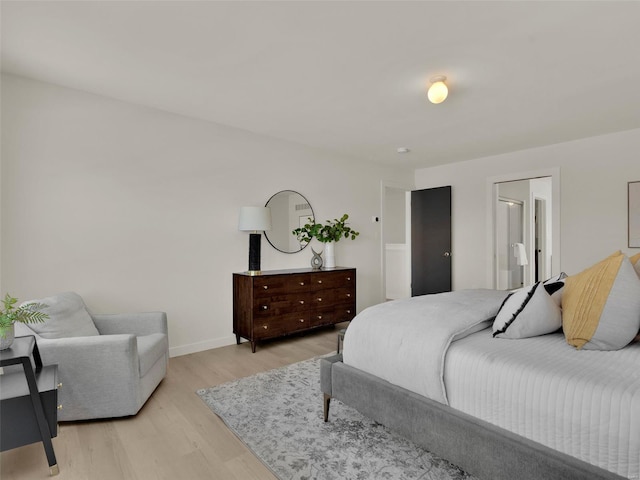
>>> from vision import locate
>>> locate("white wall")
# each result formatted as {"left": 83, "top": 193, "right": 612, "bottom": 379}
{"left": 415, "top": 128, "right": 640, "bottom": 289}
{"left": 383, "top": 188, "right": 406, "bottom": 244}
{"left": 0, "top": 74, "right": 413, "bottom": 356}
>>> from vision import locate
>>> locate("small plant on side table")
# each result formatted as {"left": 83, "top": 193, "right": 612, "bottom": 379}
{"left": 0, "top": 293, "right": 49, "bottom": 349}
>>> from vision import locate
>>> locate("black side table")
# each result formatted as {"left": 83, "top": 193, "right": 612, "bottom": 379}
{"left": 0, "top": 335, "right": 60, "bottom": 475}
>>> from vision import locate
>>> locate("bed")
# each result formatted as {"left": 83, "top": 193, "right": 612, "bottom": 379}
{"left": 320, "top": 287, "right": 640, "bottom": 480}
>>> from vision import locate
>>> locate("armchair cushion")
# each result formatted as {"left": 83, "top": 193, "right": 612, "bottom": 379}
{"left": 23, "top": 292, "right": 99, "bottom": 339}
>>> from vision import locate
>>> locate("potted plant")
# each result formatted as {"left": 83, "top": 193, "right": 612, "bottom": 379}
{"left": 293, "top": 214, "right": 359, "bottom": 268}
{"left": 0, "top": 294, "right": 49, "bottom": 350}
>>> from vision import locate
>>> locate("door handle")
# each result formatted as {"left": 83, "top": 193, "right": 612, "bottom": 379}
{"left": 443, "top": 252, "right": 451, "bottom": 257}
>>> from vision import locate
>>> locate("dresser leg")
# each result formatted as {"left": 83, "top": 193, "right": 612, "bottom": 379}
{"left": 235, "top": 334, "right": 241, "bottom": 345}
{"left": 251, "top": 341, "right": 257, "bottom": 353}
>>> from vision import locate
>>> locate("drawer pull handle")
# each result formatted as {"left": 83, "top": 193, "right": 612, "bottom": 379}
{"left": 57, "top": 382, "right": 63, "bottom": 388}
{"left": 263, "top": 325, "right": 268, "bottom": 330}
{"left": 262, "top": 305, "right": 268, "bottom": 310}
{"left": 300, "top": 282, "right": 305, "bottom": 286}
{"left": 318, "top": 280, "right": 322, "bottom": 284}
{"left": 263, "top": 285, "right": 268, "bottom": 290}
{"left": 347, "top": 277, "right": 351, "bottom": 281}
{"left": 347, "top": 310, "right": 351, "bottom": 314}
{"left": 317, "top": 315, "right": 322, "bottom": 320}
{"left": 299, "top": 300, "right": 305, "bottom": 304}
{"left": 57, "top": 405, "right": 63, "bottom": 410}
{"left": 317, "top": 297, "right": 322, "bottom": 302}
{"left": 346, "top": 293, "right": 351, "bottom": 297}
{"left": 299, "top": 319, "right": 305, "bottom": 323}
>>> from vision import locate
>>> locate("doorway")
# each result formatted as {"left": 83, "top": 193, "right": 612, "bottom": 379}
{"left": 411, "top": 186, "right": 452, "bottom": 296}
{"left": 381, "top": 183, "right": 453, "bottom": 300}
{"left": 381, "top": 183, "right": 412, "bottom": 300}
{"left": 492, "top": 175, "right": 555, "bottom": 289}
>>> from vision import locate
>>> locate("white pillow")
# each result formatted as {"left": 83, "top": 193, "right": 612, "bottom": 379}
{"left": 22, "top": 292, "right": 100, "bottom": 339}
{"left": 543, "top": 272, "right": 567, "bottom": 307}
{"left": 493, "top": 282, "right": 562, "bottom": 339}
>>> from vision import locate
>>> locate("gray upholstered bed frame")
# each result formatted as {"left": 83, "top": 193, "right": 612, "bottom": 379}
{"left": 320, "top": 354, "right": 626, "bottom": 480}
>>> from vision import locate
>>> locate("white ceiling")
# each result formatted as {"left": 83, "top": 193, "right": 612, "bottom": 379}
{"left": 2, "top": 1, "right": 640, "bottom": 169}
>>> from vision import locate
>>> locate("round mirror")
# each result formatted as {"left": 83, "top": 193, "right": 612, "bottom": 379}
{"left": 264, "top": 190, "right": 314, "bottom": 254}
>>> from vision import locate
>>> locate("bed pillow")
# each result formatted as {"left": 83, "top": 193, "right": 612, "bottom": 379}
{"left": 631, "top": 253, "right": 640, "bottom": 278}
{"left": 543, "top": 272, "right": 567, "bottom": 306}
{"left": 562, "top": 252, "right": 640, "bottom": 350}
{"left": 21, "top": 292, "right": 100, "bottom": 339}
{"left": 492, "top": 282, "right": 562, "bottom": 339}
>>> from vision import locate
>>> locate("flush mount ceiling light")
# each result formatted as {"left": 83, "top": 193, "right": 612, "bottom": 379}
{"left": 427, "top": 75, "right": 448, "bottom": 104}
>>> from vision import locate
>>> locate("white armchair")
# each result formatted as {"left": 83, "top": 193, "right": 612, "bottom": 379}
{"left": 16, "top": 292, "right": 168, "bottom": 421}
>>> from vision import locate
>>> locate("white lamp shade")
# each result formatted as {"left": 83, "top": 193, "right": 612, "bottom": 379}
{"left": 238, "top": 206, "right": 272, "bottom": 232}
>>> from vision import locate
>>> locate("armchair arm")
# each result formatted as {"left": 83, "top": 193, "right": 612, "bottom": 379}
{"left": 36, "top": 334, "right": 141, "bottom": 421}
{"left": 91, "top": 311, "right": 168, "bottom": 337}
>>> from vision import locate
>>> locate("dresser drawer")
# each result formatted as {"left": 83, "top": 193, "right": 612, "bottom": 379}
{"left": 310, "top": 303, "right": 356, "bottom": 327}
{"left": 309, "top": 271, "right": 355, "bottom": 290}
{"left": 253, "top": 292, "right": 310, "bottom": 316}
{"left": 253, "top": 312, "right": 310, "bottom": 339}
{"left": 309, "top": 287, "right": 354, "bottom": 307}
{"left": 253, "top": 274, "right": 310, "bottom": 296}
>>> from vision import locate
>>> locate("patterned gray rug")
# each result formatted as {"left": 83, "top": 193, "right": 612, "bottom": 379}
{"left": 197, "top": 356, "right": 477, "bottom": 480}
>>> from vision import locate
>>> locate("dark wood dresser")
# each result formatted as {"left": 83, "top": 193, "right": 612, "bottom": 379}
{"left": 233, "top": 267, "right": 356, "bottom": 352}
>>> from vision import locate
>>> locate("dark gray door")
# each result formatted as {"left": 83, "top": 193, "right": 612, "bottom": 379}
{"left": 411, "top": 186, "right": 452, "bottom": 296}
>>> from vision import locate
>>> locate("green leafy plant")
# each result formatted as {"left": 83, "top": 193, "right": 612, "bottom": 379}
{"left": 293, "top": 214, "right": 360, "bottom": 244}
{"left": 0, "top": 293, "right": 49, "bottom": 338}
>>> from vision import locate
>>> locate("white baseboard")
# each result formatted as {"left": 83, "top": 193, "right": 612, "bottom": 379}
{"left": 169, "top": 334, "right": 239, "bottom": 357}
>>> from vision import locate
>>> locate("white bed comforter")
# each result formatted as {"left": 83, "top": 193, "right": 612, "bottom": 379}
{"left": 446, "top": 330, "right": 640, "bottom": 479}
{"left": 342, "top": 289, "right": 508, "bottom": 404}
{"left": 342, "top": 290, "right": 640, "bottom": 478}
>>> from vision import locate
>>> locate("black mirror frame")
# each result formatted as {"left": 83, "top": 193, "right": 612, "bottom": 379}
{"left": 264, "top": 190, "right": 315, "bottom": 254}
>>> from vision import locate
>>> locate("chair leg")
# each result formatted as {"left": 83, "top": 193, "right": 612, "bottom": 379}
{"left": 323, "top": 393, "right": 331, "bottom": 422}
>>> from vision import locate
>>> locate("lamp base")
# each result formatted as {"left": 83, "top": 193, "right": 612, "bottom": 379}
{"left": 248, "top": 233, "right": 262, "bottom": 273}
{"left": 246, "top": 270, "right": 262, "bottom": 276}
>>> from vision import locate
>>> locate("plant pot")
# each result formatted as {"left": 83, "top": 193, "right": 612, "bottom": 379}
{"left": 0, "top": 323, "right": 15, "bottom": 350}
{"left": 324, "top": 241, "right": 336, "bottom": 269}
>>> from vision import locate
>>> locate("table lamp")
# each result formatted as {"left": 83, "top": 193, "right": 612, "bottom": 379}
{"left": 238, "top": 206, "right": 272, "bottom": 275}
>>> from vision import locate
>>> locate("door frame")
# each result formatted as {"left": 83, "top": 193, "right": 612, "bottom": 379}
{"left": 380, "top": 180, "right": 413, "bottom": 302}
{"left": 486, "top": 168, "right": 561, "bottom": 289}
{"left": 534, "top": 196, "right": 548, "bottom": 282}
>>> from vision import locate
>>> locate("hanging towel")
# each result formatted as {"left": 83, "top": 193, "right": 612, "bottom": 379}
{"left": 514, "top": 243, "right": 528, "bottom": 266}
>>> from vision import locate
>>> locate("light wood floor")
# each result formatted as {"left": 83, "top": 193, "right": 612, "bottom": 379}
{"left": 0, "top": 324, "right": 346, "bottom": 480}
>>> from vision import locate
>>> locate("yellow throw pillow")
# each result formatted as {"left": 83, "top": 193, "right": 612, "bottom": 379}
{"left": 562, "top": 252, "right": 640, "bottom": 350}
{"left": 631, "top": 252, "right": 640, "bottom": 278}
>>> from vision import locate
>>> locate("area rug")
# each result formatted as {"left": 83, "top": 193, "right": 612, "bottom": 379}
{"left": 197, "top": 357, "right": 477, "bottom": 480}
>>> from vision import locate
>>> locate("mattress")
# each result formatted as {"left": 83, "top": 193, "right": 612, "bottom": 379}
{"left": 445, "top": 329, "right": 640, "bottom": 479}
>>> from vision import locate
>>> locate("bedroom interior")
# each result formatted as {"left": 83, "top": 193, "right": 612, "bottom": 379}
{"left": 1, "top": 1, "right": 640, "bottom": 479}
